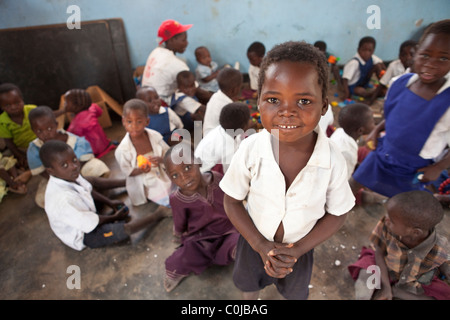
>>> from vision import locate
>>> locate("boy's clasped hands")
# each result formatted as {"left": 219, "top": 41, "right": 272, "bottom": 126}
{"left": 259, "top": 241, "right": 298, "bottom": 278}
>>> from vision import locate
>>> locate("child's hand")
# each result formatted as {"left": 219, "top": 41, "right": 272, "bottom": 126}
{"left": 114, "top": 205, "right": 130, "bottom": 221}
{"left": 110, "top": 200, "right": 125, "bottom": 212}
{"left": 148, "top": 156, "right": 163, "bottom": 167}
{"left": 417, "top": 163, "right": 445, "bottom": 183}
{"left": 265, "top": 243, "right": 298, "bottom": 278}
{"left": 256, "top": 241, "right": 297, "bottom": 278}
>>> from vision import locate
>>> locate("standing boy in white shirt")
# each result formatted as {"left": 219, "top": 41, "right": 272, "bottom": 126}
{"left": 220, "top": 41, "right": 355, "bottom": 300}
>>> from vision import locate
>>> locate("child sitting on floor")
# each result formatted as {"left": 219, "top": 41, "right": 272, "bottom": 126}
{"left": 314, "top": 40, "right": 343, "bottom": 89}
{"left": 27, "top": 106, "right": 112, "bottom": 208}
{"left": 194, "top": 102, "right": 253, "bottom": 174}
{"left": 246, "top": 41, "right": 266, "bottom": 92}
{"left": 348, "top": 190, "right": 450, "bottom": 300}
{"left": 342, "top": 36, "right": 386, "bottom": 100}
{"left": 203, "top": 68, "right": 243, "bottom": 137}
{"left": 40, "top": 140, "right": 171, "bottom": 251}
{"left": 163, "top": 142, "right": 239, "bottom": 292}
{"left": 330, "top": 103, "right": 375, "bottom": 180}
{"left": 195, "top": 46, "right": 220, "bottom": 93}
{"left": 136, "top": 86, "right": 183, "bottom": 145}
{"left": 64, "top": 88, "right": 117, "bottom": 158}
{"left": 115, "top": 98, "right": 174, "bottom": 207}
{"left": 367, "top": 40, "right": 417, "bottom": 105}
{"left": 169, "top": 71, "right": 206, "bottom": 131}
{"left": 0, "top": 83, "right": 38, "bottom": 168}
{"left": 350, "top": 20, "right": 450, "bottom": 199}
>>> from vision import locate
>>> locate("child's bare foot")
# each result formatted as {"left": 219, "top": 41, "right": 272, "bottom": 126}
{"left": 15, "top": 170, "right": 31, "bottom": 184}
{"left": 154, "top": 205, "right": 172, "bottom": 218}
{"left": 164, "top": 273, "right": 187, "bottom": 292}
{"left": 8, "top": 183, "right": 27, "bottom": 194}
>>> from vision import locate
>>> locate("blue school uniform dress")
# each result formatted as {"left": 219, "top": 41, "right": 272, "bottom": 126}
{"left": 353, "top": 73, "right": 449, "bottom": 197}
{"left": 169, "top": 94, "right": 196, "bottom": 131}
{"left": 348, "top": 56, "right": 373, "bottom": 94}
{"left": 147, "top": 108, "right": 172, "bottom": 144}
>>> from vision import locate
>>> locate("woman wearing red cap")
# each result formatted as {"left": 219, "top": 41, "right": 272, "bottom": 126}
{"left": 142, "top": 20, "right": 211, "bottom": 106}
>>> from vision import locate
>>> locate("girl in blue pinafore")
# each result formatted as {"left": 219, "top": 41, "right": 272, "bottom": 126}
{"left": 350, "top": 20, "right": 450, "bottom": 198}
{"left": 136, "top": 86, "right": 183, "bottom": 146}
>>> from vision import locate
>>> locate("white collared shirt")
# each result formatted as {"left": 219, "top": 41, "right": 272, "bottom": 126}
{"left": 45, "top": 175, "right": 99, "bottom": 251}
{"left": 342, "top": 53, "right": 383, "bottom": 85}
{"left": 379, "top": 59, "right": 406, "bottom": 87}
{"left": 202, "top": 90, "right": 233, "bottom": 137}
{"left": 248, "top": 64, "right": 260, "bottom": 91}
{"left": 220, "top": 127, "right": 355, "bottom": 243}
{"left": 330, "top": 127, "right": 358, "bottom": 180}
{"left": 194, "top": 125, "right": 243, "bottom": 173}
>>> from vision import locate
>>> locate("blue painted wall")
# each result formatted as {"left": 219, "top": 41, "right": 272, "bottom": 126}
{"left": 1, "top": 0, "right": 449, "bottom": 72}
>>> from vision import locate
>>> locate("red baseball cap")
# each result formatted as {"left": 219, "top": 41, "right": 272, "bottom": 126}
{"left": 158, "top": 19, "right": 193, "bottom": 45}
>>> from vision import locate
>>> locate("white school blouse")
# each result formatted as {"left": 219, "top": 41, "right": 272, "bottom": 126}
{"left": 220, "top": 127, "right": 355, "bottom": 244}
{"left": 202, "top": 90, "right": 233, "bottom": 137}
{"left": 329, "top": 127, "right": 358, "bottom": 180}
{"left": 194, "top": 125, "right": 243, "bottom": 174}
{"left": 115, "top": 128, "right": 172, "bottom": 206}
{"left": 342, "top": 53, "right": 383, "bottom": 86}
{"left": 45, "top": 175, "right": 99, "bottom": 251}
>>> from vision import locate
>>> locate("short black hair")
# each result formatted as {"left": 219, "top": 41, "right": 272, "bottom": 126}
{"left": 28, "top": 105, "right": 55, "bottom": 126}
{"left": 338, "top": 103, "right": 372, "bottom": 135}
{"left": 399, "top": 40, "right": 417, "bottom": 55}
{"left": 258, "top": 41, "right": 329, "bottom": 100}
{"left": 217, "top": 68, "right": 242, "bottom": 93}
{"left": 247, "top": 41, "right": 266, "bottom": 57}
{"left": 219, "top": 102, "right": 250, "bottom": 131}
{"left": 176, "top": 70, "right": 195, "bottom": 87}
{"left": 0, "top": 83, "right": 23, "bottom": 99}
{"left": 358, "top": 36, "right": 376, "bottom": 49}
{"left": 418, "top": 19, "right": 450, "bottom": 45}
{"left": 65, "top": 89, "right": 92, "bottom": 111}
{"left": 313, "top": 40, "right": 327, "bottom": 52}
{"left": 39, "top": 140, "right": 73, "bottom": 168}
{"left": 122, "top": 98, "right": 148, "bottom": 117}
{"left": 388, "top": 190, "right": 444, "bottom": 231}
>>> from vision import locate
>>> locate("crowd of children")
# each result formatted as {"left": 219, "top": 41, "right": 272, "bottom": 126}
{"left": 0, "top": 18, "right": 449, "bottom": 300}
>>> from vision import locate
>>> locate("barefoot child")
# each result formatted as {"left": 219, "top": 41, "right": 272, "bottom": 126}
{"left": 348, "top": 190, "right": 450, "bottom": 300}
{"left": 40, "top": 140, "right": 170, "bottom": 251}
{"left": 115, "top": 99, "right": 174, "bottom": 207}
{"left": 27, "top": 106, "right": 113, "bottom": 208}
{"left": 220, "top": 41, "right": 355, "bottom": 300}
{"left": 163, "top": 142, "right": 239, "bottom": 292}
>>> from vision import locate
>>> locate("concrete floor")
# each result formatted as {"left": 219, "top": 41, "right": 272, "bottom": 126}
{"left": 1, "top": 81, "right": 448, "bottom": 301}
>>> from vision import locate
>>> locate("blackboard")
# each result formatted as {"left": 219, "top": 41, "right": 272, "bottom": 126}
{"left": 0, "top": 18, "right": 136, "bottom": 109}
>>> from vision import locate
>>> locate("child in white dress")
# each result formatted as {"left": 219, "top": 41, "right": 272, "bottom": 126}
{"left": 115, "top": 99, "right": 174, "bottom": 207}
